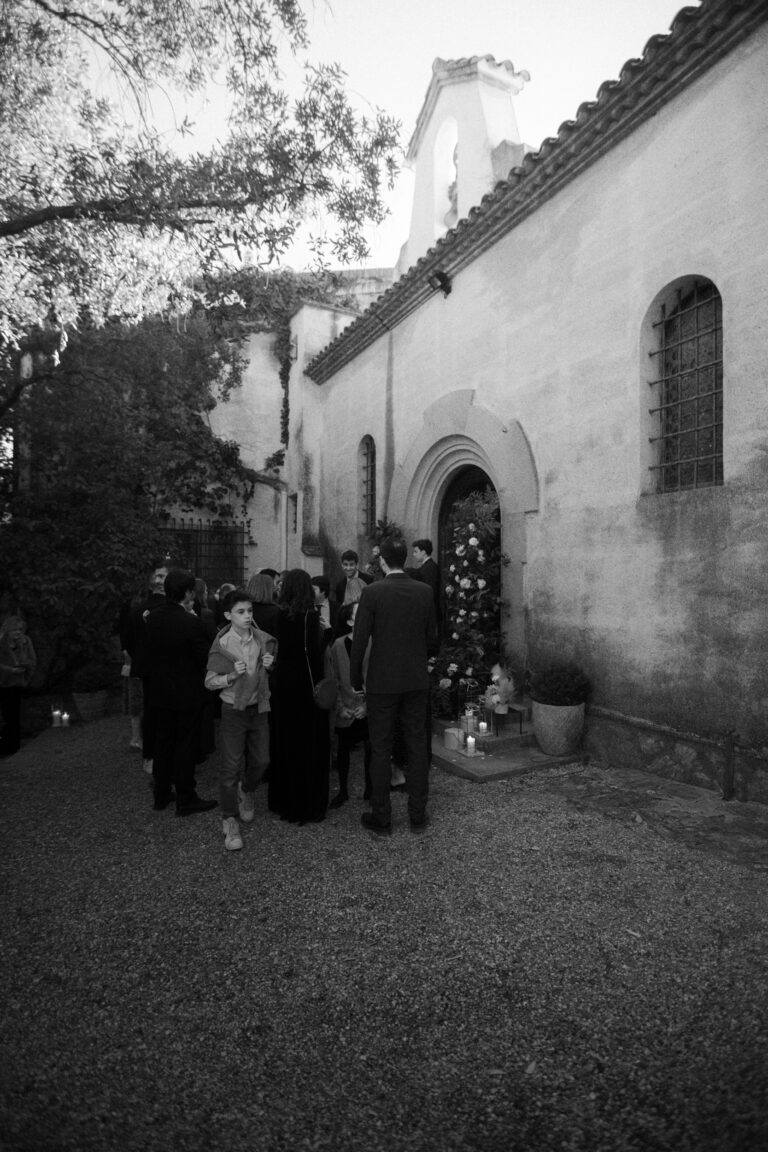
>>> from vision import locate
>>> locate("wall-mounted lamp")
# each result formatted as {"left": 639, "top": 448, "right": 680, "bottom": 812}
{"left": 427, "top": 270, "right": 452, "bottom": 297}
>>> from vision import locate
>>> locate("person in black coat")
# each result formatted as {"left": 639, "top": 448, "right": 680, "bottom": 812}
{"left": 411, "top": 539, "right": 441, "bottom": 619}
{"left": 350, "top": 537, "right": 438, "bottom": 835}
{"left": 142, "top": 569, "right": 216, "bottom": 816}
{"left": 311, "top": 575, "right": 340, "bottom": 650}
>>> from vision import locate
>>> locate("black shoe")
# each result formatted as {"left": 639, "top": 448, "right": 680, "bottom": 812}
{"left": 390, "top": 782, "right": 407, "bottom": 792}
{"left": 361, "top": 812, "right": 392, "bottom": 836}
{"left": 152, "top": 792, "right": 175, "bottom": 811}
{"left": 328, "top": 792, "right": 348, "bottom": 809}
{"left": 409, "top": 816, "right": 428, "bottom": 834}
{"left": 176, "top": 795, "right": 217, "bottom": 817}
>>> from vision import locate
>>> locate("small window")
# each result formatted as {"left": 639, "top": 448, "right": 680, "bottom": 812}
{"left": 359, "top": 436, "right": 376, "bottom": 536}
{"left": 648, "top": 280, "right": 723, "bottom": 493}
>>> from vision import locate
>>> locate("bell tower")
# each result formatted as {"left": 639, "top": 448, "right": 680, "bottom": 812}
{"left": 398, "top": 56, "right": 530, "bottom": 276}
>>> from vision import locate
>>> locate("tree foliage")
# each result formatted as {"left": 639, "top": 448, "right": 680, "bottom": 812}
{"left": 0, "top": 304, "right": 256, "bottom": 683}
{"left": 0, "top": 0, "right": 400, "bottom": 411}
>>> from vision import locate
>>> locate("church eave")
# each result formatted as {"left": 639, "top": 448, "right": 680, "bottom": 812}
{"left": 305, "top": 0, "right": 765, "bottom": 387}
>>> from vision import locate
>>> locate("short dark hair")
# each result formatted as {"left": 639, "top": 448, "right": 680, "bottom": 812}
{"left": 413, "top": 539, "right": 433, "bottom": 555}
{"left": 340, "top": 550, "right": 359, "bottom": 564}
{"left": 164, "top": 568, "right": 196, "bottom": 603}
{"left": 379, "top": 536, "right": 407, "bottom": 568}
{"left": 222, "top": 588, "right": 252, "bottom": 614}
{"left": 311, "top": 575, "right": 330, "bottom": 597}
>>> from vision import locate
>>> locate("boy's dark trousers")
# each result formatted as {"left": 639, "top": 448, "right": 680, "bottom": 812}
{"left": 218, "top": 703, "right": 270, "bottom": 817}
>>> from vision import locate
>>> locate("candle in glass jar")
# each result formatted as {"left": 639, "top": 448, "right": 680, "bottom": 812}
{"left": 478, "top": 721, "right": 488, "bottom": 734}
{"left": 52, "top": 709, "right": 62, "bottom": 727}
{"left": 61, "top": 712, "right": 70, "bottom": 727}
{"left": 466, "top": 734, "right": 476, "bottom": 755}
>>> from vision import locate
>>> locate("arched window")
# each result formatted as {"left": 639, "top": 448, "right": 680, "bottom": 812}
{"left": 359, "top": 436, "right": 376, "bottom": 536}
{"left": 646, "top": 278, "right": 723, "bottom": 493}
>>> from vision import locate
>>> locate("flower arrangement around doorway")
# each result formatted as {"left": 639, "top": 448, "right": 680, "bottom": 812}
{"left": 430, "top": 486, "right": 509, "bottom": 719}
{"left": 529, "top": 662, "right": 591, "bottom": 756}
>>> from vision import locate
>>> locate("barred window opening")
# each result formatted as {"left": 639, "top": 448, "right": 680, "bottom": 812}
{"left": 648, "top": 280, "right": 723, "bottom": 493}
{"left": 359, "top": 436, "right": 376, "bottom": 537}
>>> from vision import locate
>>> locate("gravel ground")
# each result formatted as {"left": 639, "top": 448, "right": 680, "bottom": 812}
{"left": 1, "top": 717, "right": 767, "bottom": 1152}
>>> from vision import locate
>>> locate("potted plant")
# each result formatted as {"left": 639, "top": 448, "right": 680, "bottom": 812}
{"left": 71, "top": 661, "right": 115, "bottom": 722}
{"left": 529, "top": 662, "right": 591, "bottom": 756}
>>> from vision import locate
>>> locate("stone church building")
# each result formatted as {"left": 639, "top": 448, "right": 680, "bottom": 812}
{"left": 210, "top": 0, "right": 768, "bottom": 800}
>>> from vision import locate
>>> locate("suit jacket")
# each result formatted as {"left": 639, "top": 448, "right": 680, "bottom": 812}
{"left": 334, "top": 570, "right": 373, "bottom": 606}
{"left": 350, "top": 572, "right": 438, "bottom": 693}
{"left": 143, "top": 601, "right": 210, "bottom": 710}
{"left": 414, "top": 556, "right": 440, "bottom": 614}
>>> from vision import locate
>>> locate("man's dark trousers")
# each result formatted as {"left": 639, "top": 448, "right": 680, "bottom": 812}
{"left": 153, "top": 707, "right": 201, "bottom": 807}
{"left": 367, "top": 689, "right": 429, "bottom": 827}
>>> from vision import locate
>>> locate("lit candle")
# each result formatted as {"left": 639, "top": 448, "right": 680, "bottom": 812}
{"left": 52, "top": 710, "right": 61, "bottom": 727}
{"left": 61, "top": 712, "right": 70, "bottom": 727}
{"left": 466, "top": 734, "right": 476, "bottom": 755}
{"left": 478, "top": 721, "right": 488, "bottom": 734}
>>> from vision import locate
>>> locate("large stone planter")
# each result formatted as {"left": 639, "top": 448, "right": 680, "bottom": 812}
{"left": 532, "top": 700, "right": 585, "bottom": 756}
{"left": 72, "top": 690, "right": 109, "bottom": 723}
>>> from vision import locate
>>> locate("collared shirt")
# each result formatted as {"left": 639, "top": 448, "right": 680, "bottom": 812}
{"left": 208, "top": 628, "right": 261, "bottom": 706}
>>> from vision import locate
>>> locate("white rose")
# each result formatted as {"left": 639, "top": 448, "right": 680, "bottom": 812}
{"left": 468, "top": 523, "right": 476, "bottom": 531}
{"left": 468, "top": 537, "right": 479, "bottom": 547}
{"left": 452, "top": 632, "right": 459, "bottom": 640}
{"left": 477, "top": 578, "right": 486, "bottom": 589}
{"left": 460, "top": 578, "right": 471, "bottom": 589}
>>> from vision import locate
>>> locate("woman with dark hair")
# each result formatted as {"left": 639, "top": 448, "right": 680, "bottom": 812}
{"left": 267, "top": 569, "right": 330, "bottom": 823}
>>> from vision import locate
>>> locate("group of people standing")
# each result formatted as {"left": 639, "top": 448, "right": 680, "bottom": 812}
{"left": 121, "top": 537, "right": 440, "bottom": 850}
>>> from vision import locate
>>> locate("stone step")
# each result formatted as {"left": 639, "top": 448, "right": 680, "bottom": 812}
{"left": 431, "top": 717, "right": 587, "bottom": 782}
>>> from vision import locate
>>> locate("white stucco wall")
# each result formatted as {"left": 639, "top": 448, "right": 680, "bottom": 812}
{"left": 293, "top": 24, "right": 768, "bottom": 746}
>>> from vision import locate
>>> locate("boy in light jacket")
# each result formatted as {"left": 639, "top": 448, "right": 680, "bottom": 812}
{"left": 205, "top": 589, "right": 276, "bottom": 851}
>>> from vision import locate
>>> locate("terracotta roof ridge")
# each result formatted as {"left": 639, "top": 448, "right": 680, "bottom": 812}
{"left": 306, "top": 0, "right": 763, "bottom": 385}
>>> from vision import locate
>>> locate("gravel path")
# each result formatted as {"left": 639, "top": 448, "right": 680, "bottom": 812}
{"left": 1, "top": 718, "right": 767, "bottom": 1152}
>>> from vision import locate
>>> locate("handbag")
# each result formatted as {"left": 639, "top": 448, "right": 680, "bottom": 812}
{"left": 304, "top": 613, "right": 338, "bottom": 710}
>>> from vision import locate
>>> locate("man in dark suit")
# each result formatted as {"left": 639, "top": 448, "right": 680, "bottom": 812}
{"left": 411, "top": 539, "right": 441, "bottom": 618}
{"left": 311, "top": 575, "right": 340, "bottom": 650}
{"left": 350, "top": 537, "right": 438, "bottom": 835}
{"left": 143, "top": 569, "right": 217, "bottom": 817}
{"left": 334, "top": 549, "right": 374, "bottom": 607}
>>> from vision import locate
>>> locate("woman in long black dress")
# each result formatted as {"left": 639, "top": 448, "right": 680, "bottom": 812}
{"left": 267, "top": 569, "right": 330, "bottom": 823}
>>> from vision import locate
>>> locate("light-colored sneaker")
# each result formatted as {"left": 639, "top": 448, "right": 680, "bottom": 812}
{"left": 143, "top": 758, "right": 153, "bottom": 775}
{"left": 222, "top": 817, "right": 243, "bottom": 851}
{"left": 238, "top": 784, "right": 255, "bottom": 823}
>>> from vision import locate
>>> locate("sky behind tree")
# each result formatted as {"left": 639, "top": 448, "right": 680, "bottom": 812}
{"left": 146, "top": 0, "right": 698, "bottom": 267}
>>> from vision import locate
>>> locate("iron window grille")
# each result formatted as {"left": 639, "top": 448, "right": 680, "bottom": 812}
{"left": 648, "top": 281, "right": 723, "bottom": 493}
{"left": 166, "top": 519, "right": 247, "bottom": 588}
{"left": 360, "top": 436, "right": 376, "bottom": 536}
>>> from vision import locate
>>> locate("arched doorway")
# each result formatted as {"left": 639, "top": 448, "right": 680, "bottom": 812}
{"left": 390, "top": 389, "right": 540, "bottom": 667}
{"left": 436, "top": 465, "right": 502, "bottom": 703}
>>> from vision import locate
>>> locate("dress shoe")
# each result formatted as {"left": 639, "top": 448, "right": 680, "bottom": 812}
{"left": 176, "top": 795, "right": 217, "bottom": 817}
{"left": 409, "top": 815, "right": 428, "bottom": 834}
{"left": 361, "top": 812, "right": 392, "bottom": 836}
{"left": 390, "top": 782, "right": 407, "bottom": 793}
{"left": 152, "top": 792, "right": 175, "bottom": 811}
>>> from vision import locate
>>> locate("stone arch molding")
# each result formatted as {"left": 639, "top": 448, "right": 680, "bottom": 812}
{"left": 391, "top": 390, "right": 539, "bottom": 546}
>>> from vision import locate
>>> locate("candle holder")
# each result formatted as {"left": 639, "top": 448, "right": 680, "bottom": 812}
{"left": 51, "top": 707, "right": 62, "bottom": 728}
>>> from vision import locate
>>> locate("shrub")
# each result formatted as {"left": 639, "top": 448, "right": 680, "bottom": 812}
{"left": 529, "top": 663, "right": 591, "bottom": 706}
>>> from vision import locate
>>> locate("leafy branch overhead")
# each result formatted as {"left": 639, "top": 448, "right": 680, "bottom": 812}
{"left": 0, "top": 0, "right": 401, "bottom": 381}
